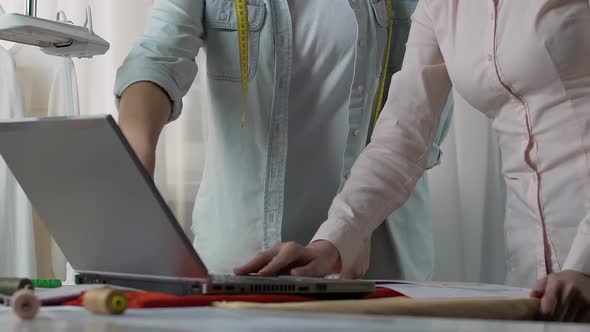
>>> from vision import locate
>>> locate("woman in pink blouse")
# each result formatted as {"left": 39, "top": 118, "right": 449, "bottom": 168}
{"left": 237, "top": 0, "right": 590, "bottom": 321}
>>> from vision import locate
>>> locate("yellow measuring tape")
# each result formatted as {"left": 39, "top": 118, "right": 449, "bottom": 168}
{"left": 235, "top": 0, "right": 249, "bottom": 128}
{"left": 369, "top": 0, "right": 394, "bottom": 139}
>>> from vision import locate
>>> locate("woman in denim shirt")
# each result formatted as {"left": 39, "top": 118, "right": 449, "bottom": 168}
{"left": 115, "top": 0, "right": 452, "bottom": 280}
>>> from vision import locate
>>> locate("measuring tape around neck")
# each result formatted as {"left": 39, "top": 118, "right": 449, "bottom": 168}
{"left": 368, "top": 0, "right": 394, "bottom": 141}
{"left": 235, "top": 0, "right": 249, "bottom": 128}
{"left": 236, "top": 1, "right": 393, "bottom": 133}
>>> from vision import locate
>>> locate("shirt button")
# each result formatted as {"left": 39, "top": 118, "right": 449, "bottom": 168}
{"left": 357, "top": 85, "right": 365, "bottom": 94}
{"left": 353, "top": 129, "right": 361, "bottom": 136}
{"left": 357, "top": 39, "right": 364, "bottom": 48}
{"left": 219, "top": 12, "right": 228, "bottom": 21}
{"left": 488, "top": 54, "right": 493, "bottom": 62}
{"left": 344, "top": 171, "right": 351, "bottom": 180}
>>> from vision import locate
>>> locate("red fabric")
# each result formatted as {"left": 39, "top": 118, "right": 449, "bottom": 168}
{"left": 64, "top": 287, "right": 403, "bottom": 309}
{"left": 368, "top": 287, "right": 403, "bottom": 299}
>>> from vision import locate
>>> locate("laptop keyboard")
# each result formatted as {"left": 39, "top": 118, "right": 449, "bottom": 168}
{"left": 210, "top": 274, "right": 317, "bottom": 283}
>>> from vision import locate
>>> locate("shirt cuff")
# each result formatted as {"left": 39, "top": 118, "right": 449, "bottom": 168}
{"left": 114, "top": 60, "right": 183, "bottom": 122}
{"left": 310, "top": 219, "right": 367, "bottom": 279}
{"left": 563, "top": 228, "right": 590, "bottom": 276}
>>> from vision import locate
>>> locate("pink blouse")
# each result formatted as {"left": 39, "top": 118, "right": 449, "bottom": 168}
{"left": 313, "top": 0, "right": 590, "bottom": 287}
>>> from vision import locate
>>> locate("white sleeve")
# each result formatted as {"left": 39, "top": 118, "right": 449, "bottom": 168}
{"left": 312, "top": 0, "right": 453, "bottom": 276}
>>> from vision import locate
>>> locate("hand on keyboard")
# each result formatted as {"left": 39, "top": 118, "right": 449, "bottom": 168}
{"left": 234, "top": 240, "right": 342, "bottom": 278}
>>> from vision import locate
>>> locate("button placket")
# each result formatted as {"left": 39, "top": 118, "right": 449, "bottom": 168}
{"left": 344, "top": 170, "right": 351, "bottom": 180}
{"left": 263, "top": 0, "right": 292, "bottom": 249}
{"left": 357, "top": 84, "right": 365, "bottom": 95}
{"left": 342, "top": 0, "right": 370, "bottom": 178}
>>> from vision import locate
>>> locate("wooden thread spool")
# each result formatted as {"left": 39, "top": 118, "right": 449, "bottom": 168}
{"left": 0, "top": 278, "right": 34, "bottom": 296}
{"left": 11, "top": 289, "right": 40, "bottom": 320}
{"left": 83, "top": 288, "right": 128, "bottom": 315}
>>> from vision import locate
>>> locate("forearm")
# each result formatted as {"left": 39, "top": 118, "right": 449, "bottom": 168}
{"left": 312, "top": 2, "right": 451, "bottom": 276}
{"left": 114, "top": 0, "right": 206, "bottom": 175}
{"left": 118, "top": 82, "right": 172, "bottom": 175}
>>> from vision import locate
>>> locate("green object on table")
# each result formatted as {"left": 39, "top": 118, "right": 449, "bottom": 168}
{"left": 32, "top": 279, "right": 62, "bottom": 288}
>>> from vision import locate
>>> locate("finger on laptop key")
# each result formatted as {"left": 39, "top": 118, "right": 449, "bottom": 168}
{"left": 234, "top": 246, "right": 280, "bottom": 275}
{"left": 83, "top": 288, "right": 128, "bottom": 315}
{"left": 11, "top": 289, "right": 40, "bottom": 320}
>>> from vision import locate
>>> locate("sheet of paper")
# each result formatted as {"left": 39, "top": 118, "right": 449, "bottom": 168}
{"left": 377, "top": 281, "right": 531, "bottom": 299}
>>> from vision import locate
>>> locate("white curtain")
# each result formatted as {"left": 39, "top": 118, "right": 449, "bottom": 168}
{"left": 0, "top": 0, "right": 208, "bottom": 279}
{"left": 0, "top": 41, "right": 35, "bottom": 278}
{"left": 1, "top": 0, "right": 506, "bottom": 284}
{"left": 429, "top": 91, "right": 506, "bottom": 284}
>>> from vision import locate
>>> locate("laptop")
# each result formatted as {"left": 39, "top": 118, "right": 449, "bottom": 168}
{"left": 0, "top": 115, "right": 375, "bottom": 297}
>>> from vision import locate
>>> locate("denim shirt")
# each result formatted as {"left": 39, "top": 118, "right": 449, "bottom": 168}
{"left": 115, "top": 0, "right": 453, "bottom": 278}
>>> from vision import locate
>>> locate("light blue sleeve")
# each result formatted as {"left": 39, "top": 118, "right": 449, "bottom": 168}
{"left": 426, "top": 93, "right": 454, "bottom": 169}
{"left": 114, "top": 0, "right": 205, "bottom": 121}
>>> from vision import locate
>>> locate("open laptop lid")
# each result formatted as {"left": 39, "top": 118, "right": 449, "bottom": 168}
{"left": 0, "top": 115, "right": 208, "bottom": 280}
